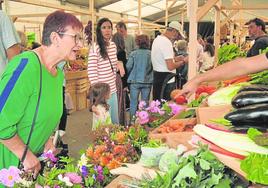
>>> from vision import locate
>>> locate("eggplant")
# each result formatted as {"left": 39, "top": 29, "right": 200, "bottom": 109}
{"left": 238, "top": 84, "right": 268, "bottom": 93}
{"left": 232, "top": 91, "right": 268, "bottom": 108}
{"left": 224, "top": 103, "right": 268, "bottom": 125}
{"left": 230, "top": 126, "right": 268, "bottom": 133}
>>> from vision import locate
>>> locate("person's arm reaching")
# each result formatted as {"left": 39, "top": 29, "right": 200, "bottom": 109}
{"left": 178, "top": 53, "right": 268, "bottom": 97}
{"left": 166, "top": 55, "right": 187, "bottom": 71}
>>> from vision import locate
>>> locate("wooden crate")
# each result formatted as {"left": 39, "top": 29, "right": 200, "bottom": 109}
{"left": 76, "top": 78, "right": 90, "bottom": 111}
{"left": 196, "top": 105, "right": 232, "bottom": 125}
{"left": 65, "top": 70, "right": 90, "bottom": 112}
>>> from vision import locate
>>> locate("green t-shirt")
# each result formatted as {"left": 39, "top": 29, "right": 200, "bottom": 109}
{"left": 0, "top": 51, "right": 63, "bottom": 171}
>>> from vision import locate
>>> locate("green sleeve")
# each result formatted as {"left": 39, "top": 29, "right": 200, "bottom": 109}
{"left": 0, "top": 56, "right": 35, "bottom": 139}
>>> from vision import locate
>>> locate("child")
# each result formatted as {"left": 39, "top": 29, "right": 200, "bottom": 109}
{"left": 88, "top": 83, "right": 112, "bottom": 130}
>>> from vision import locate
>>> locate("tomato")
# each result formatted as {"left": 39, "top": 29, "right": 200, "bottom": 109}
{"left": 175, "top": 95, "right": 187, "bottom": 104}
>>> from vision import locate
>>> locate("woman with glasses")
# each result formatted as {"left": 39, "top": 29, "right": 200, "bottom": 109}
{"left": 88, "top": 18, "right": 125, "bottom": 125}
{"left": 0, "top": 11, "right": 83, "bottom": 178}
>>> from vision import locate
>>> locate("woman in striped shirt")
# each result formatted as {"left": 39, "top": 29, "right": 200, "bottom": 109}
{"left": 88, "top": 18, "right": 125, "bottom": 124}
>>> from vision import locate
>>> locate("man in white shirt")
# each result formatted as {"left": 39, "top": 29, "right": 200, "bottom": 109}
{"left": 0, "top": 0, "right": 21, "bottom": 76}
{"left": 151, "top": 21, "right": 187, "bottom": 100}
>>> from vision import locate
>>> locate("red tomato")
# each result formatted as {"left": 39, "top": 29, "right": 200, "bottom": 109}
{"left": 175, "top": 95, "right": 187, "bottom": 104}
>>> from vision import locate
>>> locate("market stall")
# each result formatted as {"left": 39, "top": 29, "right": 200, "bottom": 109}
{"left": 1, "top": 0, "right": 268, "bottom": 187}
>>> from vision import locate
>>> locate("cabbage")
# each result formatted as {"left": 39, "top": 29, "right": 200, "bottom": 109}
{"left": 159, "top": 149, "right": 178, "bottom": 172}
{"left": 207, "top": 83, "right": 249, "bottom": 106}
{"left": 139, "top": 146, "right": 169, "bottom": 167}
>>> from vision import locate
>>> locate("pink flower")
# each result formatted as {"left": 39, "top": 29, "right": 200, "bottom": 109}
{"left": 65, "top": 173, "right": 82, "bottom": 184}
{"left": 168, "top": 103, "right": 184, "bottom": 115}
{"left": 148, "top": 100, "right": 161, "bottom": 113}
{"left": 138, "top": 100, "right": 147, "bottom": 110}
{"left": 0, "top": 166, "right": 21, "bottom": 187}
{"left": 136, "top": 111, "right": 149, "bottom": 124}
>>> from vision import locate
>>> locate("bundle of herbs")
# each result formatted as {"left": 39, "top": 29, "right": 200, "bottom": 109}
{"left": 124, "top": 145, "right": 247, "bottom": 188}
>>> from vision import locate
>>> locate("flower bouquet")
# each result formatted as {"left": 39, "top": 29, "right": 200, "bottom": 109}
{"left": 81, "top": 125, "right": 148, "bottom": 171}
{"left": 135, "top": 100, "right": 185, "bottom": 128}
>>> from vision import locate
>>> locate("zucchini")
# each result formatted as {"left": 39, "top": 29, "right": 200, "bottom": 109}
{"left": 238, "top": 84, "right": 268, "bottom": 93}
{"left": 224, "top": 104, "right": 268, "bottom": 125}
{"left": 232, "top": 91, "right": 268, "bottom": 108}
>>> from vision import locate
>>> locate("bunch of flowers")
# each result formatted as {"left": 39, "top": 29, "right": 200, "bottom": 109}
{"left": 0, "top": 151, "right": 84, "bottom": 188}
{"left": 135, "top": 100, "right": 184, "bottom": 127}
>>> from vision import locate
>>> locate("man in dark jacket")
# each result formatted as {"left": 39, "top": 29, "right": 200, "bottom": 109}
{"left": 246, "top": 18, "right": 268, "bottom": 57}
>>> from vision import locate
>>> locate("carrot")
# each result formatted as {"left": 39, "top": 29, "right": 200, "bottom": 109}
{"left": 223, "top": 75, "right": 251, "bottom": 86}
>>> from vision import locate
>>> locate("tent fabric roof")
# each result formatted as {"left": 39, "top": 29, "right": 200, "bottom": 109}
{"left": 62, "top": 0, "right": 268, "bottom": 22}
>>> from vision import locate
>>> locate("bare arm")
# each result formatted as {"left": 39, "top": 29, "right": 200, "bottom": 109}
{"left": 1, "top": 135, "right": 41, "bottom": 176}
{"left": 166, "top": 55, "right": 187, "bottom": 71}
{"left": 179, "top": 53, "right": 268, "bottom": 97}
{"left": 6, "top": 44, "right": 21, "bottom": 60}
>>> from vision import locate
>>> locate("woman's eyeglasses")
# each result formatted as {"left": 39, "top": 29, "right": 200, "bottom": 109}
{"left": 57, "top": 32, "right": 83, "bottom": 44}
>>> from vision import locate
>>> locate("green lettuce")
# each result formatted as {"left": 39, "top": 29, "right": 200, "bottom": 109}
{"left": 240, "top": 153, "right": 268, "bottom": 185}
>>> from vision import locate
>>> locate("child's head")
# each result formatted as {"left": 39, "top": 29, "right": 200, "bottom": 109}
{"left": 135, "top": 34, "right": 150, "bottom": 49}
{"left": 87, "top": 83, "right": 111, "bottom": 111}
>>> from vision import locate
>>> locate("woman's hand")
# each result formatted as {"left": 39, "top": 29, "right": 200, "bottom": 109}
{"left": 175, "top": 78, "right": 200, "bottom": 99}
{"left": 117, "top": 61, "right": 125, "bottom": 77}
{"left": 22, "top": 151, "right": 41, "bottom": 177}
{"left": 43, "top": 137, "right": 56, "bottom": 154}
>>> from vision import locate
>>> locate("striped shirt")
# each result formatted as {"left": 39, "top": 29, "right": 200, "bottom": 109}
{"left": 88, "top": 42, "right": 118, "bottom": 94}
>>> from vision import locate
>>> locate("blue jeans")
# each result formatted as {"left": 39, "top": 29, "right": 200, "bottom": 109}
{"left": 108, "top": 92, "right": 119, "bottom": 124}
{"left": 129, "top": 83, "right": 152, "bottom": 119}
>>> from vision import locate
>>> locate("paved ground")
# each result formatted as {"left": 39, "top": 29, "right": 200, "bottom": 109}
{"left": 61, "top": 109, "right": 93, "bottom": 160}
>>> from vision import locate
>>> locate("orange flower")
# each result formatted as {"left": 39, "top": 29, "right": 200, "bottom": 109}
{"left": 114, "top": 131, "right": 127, "bottom": 144}
{"left": 107, "top": 159, "right": 120, "bottom": 170}
{"left": 86, "top": 147, "right": 94, "bottom": 158}
{"left": 113, "top": 145, "right": 125, "bottom": 155}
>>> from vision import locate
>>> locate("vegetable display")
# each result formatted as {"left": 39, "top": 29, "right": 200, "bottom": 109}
{"left": 218, "top": 44, "right": 246, "bottom": 65}
{"left": 126, "top": 145, "right": 246, "bottom": 188}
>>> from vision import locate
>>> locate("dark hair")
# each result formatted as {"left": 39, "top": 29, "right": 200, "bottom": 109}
{"left": 206, "top": 36, "right": 214, "bottom": 45}
{"left": 87, "top": 83, "right": 110, "bottom": 112}
{"left": 116, "top": 21, "right": 127, "bottom": 30}
{"left": 32, "top": 42, "right": 41, "bottom": 49}
{"left": 96, "top": 18, "right": 113, "bottom": 59}
{"left": 112, "top": 32, "right": 125, "bottom": 52}
{"left": 136, "top": 34, "right": 150, "bottom": 49}
{"left": 247, "top": 18, "right": 266, "bottom": 33}
{"left": 204, "top": 43, "right": 215, "bottom": 57}
{"left": 84, "top": 20, "right": 92, "bottom": 45}
{"left": 42, "top": 10, "right": 83, "bottom": 46}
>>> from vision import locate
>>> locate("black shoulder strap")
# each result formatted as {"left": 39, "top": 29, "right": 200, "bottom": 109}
{"left": 20, "top": 54, "right": 42, "bottom": 165}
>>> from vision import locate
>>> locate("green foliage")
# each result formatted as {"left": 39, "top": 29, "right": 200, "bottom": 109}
{"left": 218, "top": 44, "right": 246, "bottom": 65}
{"left": 210, "top": 118, "right": 232, "bottom": 126}
{"left": 142, "top": 139, "right": 164, "bottom": 148}
{"left": 187, "top": 95, "right": 206, "bottom": 108}
{"left": 241, "top": 153, "right": 268, "bottom": 185}
{"left": 127, "top": 145, "right": 246, "bottom": 188}
{"left": 177, "top": 109, "right": 196, "bottom": 119}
